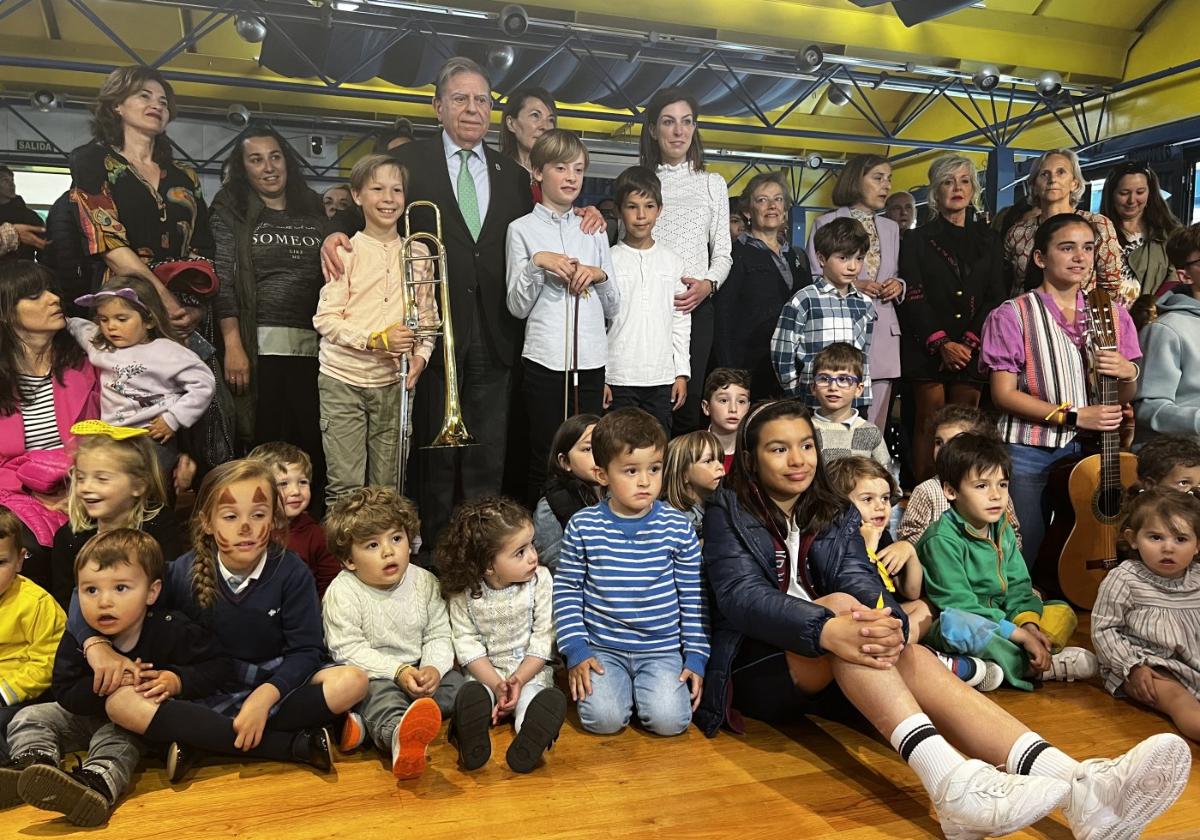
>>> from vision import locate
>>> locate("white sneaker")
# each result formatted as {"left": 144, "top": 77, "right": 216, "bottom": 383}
{"left": 1042, "top": 647, "right": 1098, "bottom": 682}
{"left": 932, "top": 758, "right": 1070, "bottom": 840}
{"left": 977, "top": 661, "right": 1005, "bottom": 692}
{"left": 1063, "top": 733, "right": 1192, "bottom": 840}
{"left": 932, "top": 651, "right": 990, "bottom": 689}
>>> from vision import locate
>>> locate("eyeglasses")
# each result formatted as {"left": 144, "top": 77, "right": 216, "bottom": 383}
{"left": 813, "top": 373, "right": 861, "bottom": 388}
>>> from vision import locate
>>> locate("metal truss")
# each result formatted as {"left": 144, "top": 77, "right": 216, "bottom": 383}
{"left": 0, "top": 0, "right": 1102, "bottom": 157}
{"left": 4, "top": 0, "right": 1198, "bottom": 191}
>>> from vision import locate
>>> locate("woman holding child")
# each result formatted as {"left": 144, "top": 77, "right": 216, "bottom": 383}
{"left": 806, "top": 154, "right": 904, "bottom": 430}
{"left": 698, "top": 398, "right": 1190, "bottom": 839}
{"left": 897, "top": 155, "right": 1007, "bottom": 482}
{"left": 639, "top": 88, "right": 733, "bottom": 433}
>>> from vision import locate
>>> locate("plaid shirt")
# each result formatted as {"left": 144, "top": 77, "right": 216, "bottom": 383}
{"left": 770, "top": 276, "right": 875, "bottom": 405}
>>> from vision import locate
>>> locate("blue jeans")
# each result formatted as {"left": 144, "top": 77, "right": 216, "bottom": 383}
{"left": 1007, "top": 440, "right": 1082, "bottom": 571}
{"left": 577, "top": 647, "right": 693, "bottom": 737}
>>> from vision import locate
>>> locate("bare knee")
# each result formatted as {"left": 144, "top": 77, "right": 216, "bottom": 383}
{"left": 903, "top": 599, "right": 933, "bottom": 642}
{"left": 815, "top": 592, "right": 861, "bottom": 615}
{"left": 104, "top": 686, "right": 154, "bottom": 732}
{"left": 318, "top": 665, "right": 369, "bottom": 713}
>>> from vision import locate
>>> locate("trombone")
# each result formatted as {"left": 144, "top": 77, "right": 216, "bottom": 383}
{"left": 395, "top": 200, "right": 476, "bottom": 494}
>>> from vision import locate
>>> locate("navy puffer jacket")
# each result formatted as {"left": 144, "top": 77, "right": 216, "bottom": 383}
{"left": 695, "top": 486, "right": 908, "bottom": 736}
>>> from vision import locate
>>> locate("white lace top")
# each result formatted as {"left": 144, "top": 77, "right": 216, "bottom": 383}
{"left": 447, "top": 565, "right": 555, "bottom": 688}
{"left": 654, "top": 162, "right": 733, "bottom": 289}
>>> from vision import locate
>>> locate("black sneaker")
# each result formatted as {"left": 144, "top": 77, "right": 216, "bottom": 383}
{"left": 506, "top": 687, "right": 567, "bottom": 774}
{"left": 451, "top": 681, "right": 493, "bottom": 771}
{"left": 17, "top": 764, "right": 113, "bottom": 827}
{"left": 165, "top": 741, "right": 197, "bottom": 784}
{"left": 1, "top": 752, "right": 55, "bottom": 809}
{"left": 294, "top": 727, "right": 334, "bottom": 773}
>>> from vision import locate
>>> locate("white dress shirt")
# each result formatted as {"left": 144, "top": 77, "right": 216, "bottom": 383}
{"left": 506, "top": 204, "right": 619, "bottom": 371}
{"left": 442, "top": 130, "right": 491, "bottom": 223}
{"left": 217, "top": 551, "right": 269, "bottom": 595}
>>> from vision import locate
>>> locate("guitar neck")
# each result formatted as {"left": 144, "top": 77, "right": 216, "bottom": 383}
{"left": 1097, "top": 372, "right": 1121, "bottom": 491}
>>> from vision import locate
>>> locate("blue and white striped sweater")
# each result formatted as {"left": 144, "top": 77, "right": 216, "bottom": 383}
{"left": 553, "top": 500, "right": 710, "bottom": 675}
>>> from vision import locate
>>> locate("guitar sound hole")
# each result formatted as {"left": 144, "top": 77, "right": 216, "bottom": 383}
{"left": 1097, "top": 487, "right": 1124, "bottom": 519}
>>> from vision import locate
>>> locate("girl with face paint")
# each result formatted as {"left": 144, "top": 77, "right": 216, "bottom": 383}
{"left": 70, "top": 459, "right": 369, "bottom": 779}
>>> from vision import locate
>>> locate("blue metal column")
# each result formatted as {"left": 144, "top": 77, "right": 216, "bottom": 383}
{"left": 986, "top": 146, "right": 1016, "bottom": 213}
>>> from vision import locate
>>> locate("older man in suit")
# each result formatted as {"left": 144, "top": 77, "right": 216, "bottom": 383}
{"left": 322, "top": 57, "right": 597, "bottom": 546}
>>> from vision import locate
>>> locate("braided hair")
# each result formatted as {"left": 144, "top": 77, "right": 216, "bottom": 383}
{"left": 189, "top": 459, "right": 287, "bottom": 611}
{"left": 437, "top": 496, "right": 532, "bottom": 601}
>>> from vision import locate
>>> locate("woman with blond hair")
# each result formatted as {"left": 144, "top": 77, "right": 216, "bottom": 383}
{"left": 897, "top": 155, "right": 1007, "bottom": 481}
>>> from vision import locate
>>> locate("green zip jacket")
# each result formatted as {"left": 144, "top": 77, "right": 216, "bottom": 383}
{"left": 917, "top": 506, "right": 1044, "bottom": 630}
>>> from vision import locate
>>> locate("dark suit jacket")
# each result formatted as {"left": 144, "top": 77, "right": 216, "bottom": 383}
{"left": 347, "top": 135, "right": 534, "bottom": 368}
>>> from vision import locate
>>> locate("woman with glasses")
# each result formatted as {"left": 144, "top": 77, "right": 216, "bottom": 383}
{"left": 715, "top": 171, "right": 810, "bottom": 399}
{"left": 1099, "top": 161, "right": 1182, "bottom": 301}
{"left": 897, "top": 155, "right": 1007, "bottom": 482}
{"left": 1004, "top": 148, "right": 1124, "bottom": 302}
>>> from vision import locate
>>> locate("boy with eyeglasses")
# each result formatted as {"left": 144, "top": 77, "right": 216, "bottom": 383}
{"left": 808, "top": 343, "right": 890, "bottom": 468}
{"left": 770, "top": 216, "right": 875, "bottom": 408}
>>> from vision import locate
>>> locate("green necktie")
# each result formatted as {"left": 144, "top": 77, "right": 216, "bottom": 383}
{"left": 456, "top": 148, "right": 481, "bottom": 240}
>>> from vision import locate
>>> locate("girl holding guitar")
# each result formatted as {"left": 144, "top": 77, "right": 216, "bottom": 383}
{"left": 981, "top": 213, "right": 1142, "bottom": 572}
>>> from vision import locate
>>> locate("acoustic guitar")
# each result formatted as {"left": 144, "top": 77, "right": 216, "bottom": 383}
{"left": 1043, "top": 287, "right": 1138, "bottom": 610}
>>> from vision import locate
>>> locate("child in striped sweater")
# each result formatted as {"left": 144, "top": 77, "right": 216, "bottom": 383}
{"left": 554, "top": 408, "right": 709, "bottom": 737}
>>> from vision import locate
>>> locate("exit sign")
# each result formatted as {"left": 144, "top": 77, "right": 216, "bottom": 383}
{"left": 16, "top": 139, "right": 56, "bottom": 153}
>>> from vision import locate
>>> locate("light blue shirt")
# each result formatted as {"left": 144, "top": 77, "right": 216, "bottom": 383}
{"left": 505, "top": 204, "right": 619, "bottom": 371}
{"left": 441, "top": 130, "right": 491, "bottom": 224}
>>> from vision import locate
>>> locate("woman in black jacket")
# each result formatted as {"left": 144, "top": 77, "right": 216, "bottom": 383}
{"left": 713, "top": 171, "right": 810, "bottom": 398}
{"left": 897, "top": 156, "right": 1006, "bottom": 482}
{"left": 698, "top": 400, "right": 1181, "bottom": 838}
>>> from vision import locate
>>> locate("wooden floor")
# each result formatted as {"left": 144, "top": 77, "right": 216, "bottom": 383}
{"left": 3, "top": 628, "right": 1198, "bottom": 838}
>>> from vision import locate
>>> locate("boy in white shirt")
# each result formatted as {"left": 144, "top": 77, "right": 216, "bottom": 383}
{"left": 603, "top": 166, "right": 691, "bottom": 432}
{"left": 506, "top": 129, "right": 619, "bottom": 501}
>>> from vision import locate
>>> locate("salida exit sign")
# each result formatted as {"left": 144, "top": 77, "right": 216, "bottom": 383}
{"left": 16, "top": 139, "right": 56, "bottom": 152}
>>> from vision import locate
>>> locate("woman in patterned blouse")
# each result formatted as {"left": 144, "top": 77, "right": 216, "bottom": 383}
{"left": 1004, "top": 149, "right": 1124, "bottom": 303}
{"left": 68, "top": 66, "right": 214, "bottom": 334}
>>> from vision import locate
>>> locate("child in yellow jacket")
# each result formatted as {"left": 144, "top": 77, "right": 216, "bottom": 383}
{"left": 0, "top": 506, "right": 65, "bottom": 759}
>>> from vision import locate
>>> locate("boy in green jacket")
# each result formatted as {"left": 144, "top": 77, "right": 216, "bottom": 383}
{"left": 917, "top": 434, "right": 1096, "bottom": 690}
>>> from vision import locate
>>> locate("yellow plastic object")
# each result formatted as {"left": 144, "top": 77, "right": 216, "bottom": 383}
{"left": 69, "top": 420, "right": 149, "bottom": 440}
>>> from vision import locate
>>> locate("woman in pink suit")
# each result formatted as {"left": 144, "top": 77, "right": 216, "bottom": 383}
{"left": 806, "top": 154, "right": 904, "bottom": 430}
{"left": 0, "top": 261, "right": 100, "bottom": 583}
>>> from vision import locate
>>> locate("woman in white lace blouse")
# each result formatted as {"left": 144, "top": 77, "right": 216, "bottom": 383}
{"left": 638, "top": 88, "right": 732, "bottom": 433}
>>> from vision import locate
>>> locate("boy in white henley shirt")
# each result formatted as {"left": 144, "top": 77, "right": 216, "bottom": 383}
{"left": 604, "top": 166, "right": 691, "bottom": 432}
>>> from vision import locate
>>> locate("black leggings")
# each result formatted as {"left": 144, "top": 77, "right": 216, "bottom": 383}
{"left": 144, "top": 684, "right": 333, "bottom": 762}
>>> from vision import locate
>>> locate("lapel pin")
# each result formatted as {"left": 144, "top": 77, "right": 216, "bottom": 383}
{"left": 494, "top": 163, "right": 500, "bottom": 171}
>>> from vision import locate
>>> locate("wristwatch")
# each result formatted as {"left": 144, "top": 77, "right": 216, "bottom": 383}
{"left": 1063, "top": 409, "right": 1078, "bottom": 429}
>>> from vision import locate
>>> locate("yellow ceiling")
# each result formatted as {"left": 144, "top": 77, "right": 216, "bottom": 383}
{"left": 0, "top": 0, "right": 1194, "bottom": 189}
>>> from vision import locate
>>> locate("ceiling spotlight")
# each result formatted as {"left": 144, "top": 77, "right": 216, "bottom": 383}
{"left": 226, "top": 104, "right": 251, "bottom": 129}
{"left": 30, "top": 89, "right": 59, "bottom": 112}
{"left": 1036, "top": 70, "right": 1063, "bottom": 97}
{"left": 806, "top": 153, "right": 824, "bottom": 169}
{"left": 498, "top": 4, "right": 529, "bottom": 37}
{"left": 873, "top": 71, "right": 890, "bottom": 90}
{"left": 794, "top": 44, "right": 824, "bottom": 74}
{"left": 827, "top": 84, "right": 850, "bottom": 106}
{"left": 234, "top": 14, "right": 267, "bottom": 43}
{"left": 487, "top": 44, "right": 515, "bottom": 72}
{"left": 973, "top": 65, "right": 1000, "bottom": 92}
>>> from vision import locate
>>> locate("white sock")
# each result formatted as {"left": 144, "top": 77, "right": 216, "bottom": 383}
{"left": 1006, "top": 731, "right": 1080, "bottom": 781}
{"left": 889, "top": 712, "right": 964, "bottom": 793}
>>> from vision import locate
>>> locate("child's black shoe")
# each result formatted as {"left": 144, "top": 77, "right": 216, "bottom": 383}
{"left": 17, "top": 763, "right": 113, "bottom": 827}
{"left": 451, "top": 681, "right": 493, "bottom": 771}
{"left": 506, "top": 687, "right": 567, "bottom": 774}
{"left": 294, "top": 727, "right": 334, "bottom": 773}
{"left": 1, "top": 752, "right": 55, "bottom": 808}
{"left": 165, "top": 741, "right": 197, "bottom": 783}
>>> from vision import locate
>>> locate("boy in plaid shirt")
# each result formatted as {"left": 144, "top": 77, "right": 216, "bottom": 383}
{"left": 771, "top": 217, "right": 875, "bottom": 407}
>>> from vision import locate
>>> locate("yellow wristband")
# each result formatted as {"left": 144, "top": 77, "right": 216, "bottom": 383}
{"left": 1043, "top": 401, "right": 1070, "bottom": 422}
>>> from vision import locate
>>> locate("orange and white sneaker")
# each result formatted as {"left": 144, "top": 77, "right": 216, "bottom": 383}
{"left": 340, "top": 711, "right": 366, "bottom": 753}
{"left": 391, "top": 698, "right": 442, "bottom": 780}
